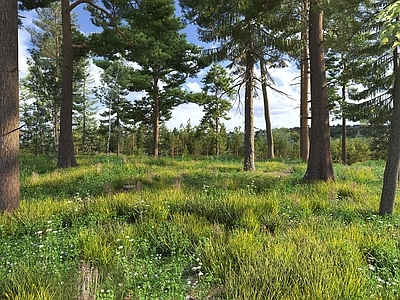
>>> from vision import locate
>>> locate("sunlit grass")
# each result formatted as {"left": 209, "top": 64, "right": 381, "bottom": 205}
{"left": 0, "top": 154, "right": 399, "bottom": 298}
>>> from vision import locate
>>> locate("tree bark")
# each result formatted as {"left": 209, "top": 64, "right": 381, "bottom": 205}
{"left": 152, "top": 78, "right": 159, "bottom": 157}
{"left": 379, "top": 47, "right": 400, "bottom": 216}
{"left": 58, "top": 0, "right": 78, "bottom": 168}
{"left": 0, "top": 0, "right": 20, "bottom": 211}
{"left": 304, "top": 0, "right": 334, "bottom": 181}
{"left": 341, "top": 85, "right": 347, "bottom": 165}
{"left": 82, "top": 79, "right": 87, "bottom": 152}
{"left": 244, "top": 45, "right": 255, "bottom": 171}
{"left": 260, "top": 58, "right": 275, "bottom": 159}
{"left": 300, "top": 0, "right": 309, "bottom": 161}
{"left": 215, "top": 117, "right": 220, "bottom": 156}
{"left": 116, "top": 115, "right": 121, "bottom": 156}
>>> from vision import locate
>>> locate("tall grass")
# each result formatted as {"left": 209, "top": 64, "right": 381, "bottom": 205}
{"left": 0, "top": 155, "right": 398, "bottom": 299}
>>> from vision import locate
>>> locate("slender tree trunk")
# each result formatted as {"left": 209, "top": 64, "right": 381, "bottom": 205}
{"left": 117, "top": 116, "right": 121, "bottom": 156}
{"left": 341, "top": 85, "right": 347, "bottom": 165}
{"left": 40, "top": 127, "right": 45, "bottom": 155}
{"left": 152, "top": 79, "right": 159, "bottom": 157}
{"left": 106, "top": 96, "right": 112, "bottom": 156}
{"left": 244, "top": 42, "right": 255, "bottom": 171}
{"left": 260, "top": 57, "right": 275, "bottom": 159}
{"left": 36, "top": 100, "right": 46, "bottom": 155}
{"left": 58, "top": 0, "right": 78, "bottom": 168}
{"left": 54, "top": 28, "right": 61, "bottom": 154}
{"left": 215, "top": 118, "right": 220, "bottom": 156}
{"left": 53, "top": 109, "right": 59, "bottom": 152}
{"left": 131, "top": 132, "right": 136, "bottom": 154}
{"left": 82, "top": 80, "right": 87, "bottom": 152}
{"left": 0, "top": 0, "right": 20, "bottom": 211}
{"left": 300, "top": 0, "right": 309, "bottom": 161}
{"left": 304, "top": 0, "right": 334, "bottom": 181}
{"left": 379, "top": 47, "right": 400, "bottom": 216}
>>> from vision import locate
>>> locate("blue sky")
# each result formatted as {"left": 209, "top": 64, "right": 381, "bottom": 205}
{"left": 18, "top": 3, "right": 303, "bottom": 132}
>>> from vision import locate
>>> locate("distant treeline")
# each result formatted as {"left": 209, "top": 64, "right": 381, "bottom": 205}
{"left": 291, "top": 124, "right": 387, "bottom": 139}
{"left": 20, "top": 124, "right": 388, "bottom": 164}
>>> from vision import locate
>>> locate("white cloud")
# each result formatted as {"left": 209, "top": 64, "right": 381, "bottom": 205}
{"left": 18, "top": 11, "right": 37, "bottom": 78}
{"left": 127, "top": 91, "right": 146, "bottom": 102}
{"left": 166, "top": 103, "right": 203, "bottom": 129}
{"left": 88, "top": 61, "right": 103, "bottom": 88}
{"left": 185, "top": 81, "right": 202, "bottom": 93}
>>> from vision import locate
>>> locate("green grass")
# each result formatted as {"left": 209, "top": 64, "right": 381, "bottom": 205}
{"left": 0, "top": 155, "right": 399, "bottom": 299}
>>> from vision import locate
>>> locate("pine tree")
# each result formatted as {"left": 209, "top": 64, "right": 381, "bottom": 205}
{"left": 95, "top": 59, "right": 134, "bottom": 155}
{"left": 300, "top": 0, "right": 309, "bottom": 161}
{"left": 73, "top": 64, "right": 99, "bottom": 154}
{"left": 22, "top": 3, "right": 92, "bottom": 156}
{"left": 20, "top": 0, "right": 122, "bottom": 167}
{"left": 22, "top": 2, "right": 63, "bottom": 153}
{"left": 323, "top": 0, "right": 384, "bottom": 165}
{"left": 180, "top": 0, "right": 297, "bottom": 170}
{"left": 198, "top": 63, "right": 234, "bottom": 156}
{"left": 377, "top": 1, "right": 400, "bottom": 215}
{"left": 89, "top": 0, "right": 201, "bottom": 157}
{"left": 260, "top": 57, "right": 275, "bottom": 159}
{"left": 20, "top": 86, "right": 53, "bottom": 154}
{"left": 304, "top": 0, "right": 334, "bottom": 181}
{"left": 0, "top": 0, "right": 20, "bottom": 211}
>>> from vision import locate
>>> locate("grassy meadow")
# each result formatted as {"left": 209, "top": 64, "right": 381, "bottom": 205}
{"left": 0, "top": 154, "right": 399, "bottom": 299}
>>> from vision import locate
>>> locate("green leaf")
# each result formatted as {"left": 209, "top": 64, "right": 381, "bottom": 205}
{"left": 393, "top": 40, "right": 400, "bottom": 48}
{"left": 380, "top": 37, "right": 389, "bottom": 46}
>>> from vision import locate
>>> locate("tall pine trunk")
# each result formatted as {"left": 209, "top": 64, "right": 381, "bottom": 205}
{"left": 116, "top": 116, "right": 121, "bottom": 156}
{"left": 304, "top": 0, "right": 334, "bottom": 181}
{"left": 260, "top": 58, "right": 274, "bottom": 159}
{"left": 82, "top": 80, "right": 87, "bottom": 152}
{"left": 58, "top": 0, "right": 78, "bottom": 168}
{"left": 379, "top": 47, "right": 400, "bottom": 215}
{"left": 152, "top": 78, "right": 160, "bottom": 157}
{"left": 243, "top": 45, "right": 255, "bottom": 171}
{"left": 341, "top": 85, "right": 347, "bottom": 165}
{"left": 300, "top": 0, "right": 309, "bottom": 161}
{"left": 215, "top": 118, "right": 220, "bottom": 156}
{"left": 0, "top": 0, "right": 20, "bottom": 211}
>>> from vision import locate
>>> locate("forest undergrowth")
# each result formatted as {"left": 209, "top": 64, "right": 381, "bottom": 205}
{"left": 0, "top": 154, "right": 399, "bottom": 299}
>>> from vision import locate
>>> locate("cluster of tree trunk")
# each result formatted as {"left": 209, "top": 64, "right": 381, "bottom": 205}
{"left": 1, "top": 0, "right": 400, "bottom": 216}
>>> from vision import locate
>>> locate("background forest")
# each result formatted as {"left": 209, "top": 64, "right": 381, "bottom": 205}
{"left": 17, "top": 1, "right": 393, "bottom": 165}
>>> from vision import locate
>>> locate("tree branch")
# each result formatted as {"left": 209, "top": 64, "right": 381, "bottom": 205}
{"left": 69, "top": 0, "right": 132, "bottom": 43}
{"left": 2, "top": 125, "right": 25, "bottom": 137}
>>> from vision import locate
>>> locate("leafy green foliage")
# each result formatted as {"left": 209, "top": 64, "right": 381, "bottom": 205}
{"left": 379, "top": 1, "right": 400, "bottom": 49}
{"left": 18, "top": 0, "right": 56, "bottom": 10}
{"left": 329, "top": 1, "right": 396, "bottom": 127}
{"left": 331, "top": 137, "right": 372, "bottom": 164}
